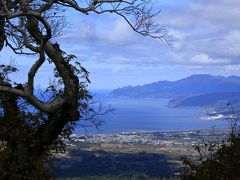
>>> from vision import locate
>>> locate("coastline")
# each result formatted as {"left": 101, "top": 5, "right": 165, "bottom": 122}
{"left": 69, "top": 128, "right": 231, "bottom": 149}
{"left": 73, "top": 127, "right": 231, "bottom": 136}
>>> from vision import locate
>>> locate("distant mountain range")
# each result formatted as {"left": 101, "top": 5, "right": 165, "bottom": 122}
{"left": 168, "top": 92, "right": 240, "bottom": 107}
{"left": 111, "top": 74, "right": 240, "bottom": 107}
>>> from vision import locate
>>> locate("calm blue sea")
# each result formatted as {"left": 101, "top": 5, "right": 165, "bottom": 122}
{"left": 74, "top": 90, "right": 229, "bottom": 134}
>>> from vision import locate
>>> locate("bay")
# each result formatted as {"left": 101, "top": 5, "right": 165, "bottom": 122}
{"left": 75, "top": 90, "right": 229, "bottom": 134}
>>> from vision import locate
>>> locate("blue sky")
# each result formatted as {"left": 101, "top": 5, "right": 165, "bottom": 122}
{"left": 1, "top": 0, "right": 240, "bottom": 90}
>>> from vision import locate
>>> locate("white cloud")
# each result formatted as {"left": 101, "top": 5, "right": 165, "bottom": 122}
{"left": 190, "top": 54, "right": 230, "bottom": 65}
{"left": 100, "top": 18, "right": 136, "bottom": 45}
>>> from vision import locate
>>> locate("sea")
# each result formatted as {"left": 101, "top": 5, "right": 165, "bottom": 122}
{"left": 74, "top": 90, "right": 230, "bottom": 134}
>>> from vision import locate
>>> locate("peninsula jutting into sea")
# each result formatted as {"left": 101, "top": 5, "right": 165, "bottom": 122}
{"left": 75, "top": 74, "right": 239, "bottom": 134}
{"left": 111, "top": 74, "right": 240, "bottom": 108}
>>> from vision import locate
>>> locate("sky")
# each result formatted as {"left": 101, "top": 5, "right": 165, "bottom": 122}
{"left": 1, "top": 0, "right": 240, "bottom": 90}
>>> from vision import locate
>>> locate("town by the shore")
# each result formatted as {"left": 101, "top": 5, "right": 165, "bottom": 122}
{"left": 56, "top": 128, "right": 231, "bottom": 179}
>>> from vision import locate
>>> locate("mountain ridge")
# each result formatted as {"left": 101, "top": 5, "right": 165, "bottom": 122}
{"left": 111, "top": 74, "right": 240, "bottom": 98}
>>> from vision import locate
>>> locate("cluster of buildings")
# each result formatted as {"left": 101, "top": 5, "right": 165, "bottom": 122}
{"left": 69, "top": 129, "right": 230, "bottom": 148}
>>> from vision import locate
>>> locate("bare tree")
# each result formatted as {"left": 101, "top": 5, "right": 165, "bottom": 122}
{"left": 0, "top": 0, "right": 168, "bottom": 179}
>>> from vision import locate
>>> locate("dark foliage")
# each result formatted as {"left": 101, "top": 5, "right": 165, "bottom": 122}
{"left": 0, "top": 57, "right": 99, "bottom": 179}
{"left": 181, "top": 107, "right": 240, "bottom": 180}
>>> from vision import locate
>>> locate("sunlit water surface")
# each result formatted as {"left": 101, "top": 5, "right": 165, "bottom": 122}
{"left": 75, "top": 91, "right": 229, "bottom": 134}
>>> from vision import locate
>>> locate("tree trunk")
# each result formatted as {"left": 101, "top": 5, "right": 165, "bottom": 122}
{"left": 0, "top": 13, "right": 80, "bottom": 180}
{"left": 0, "top": 16, "right": 4, "bottom": 51}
